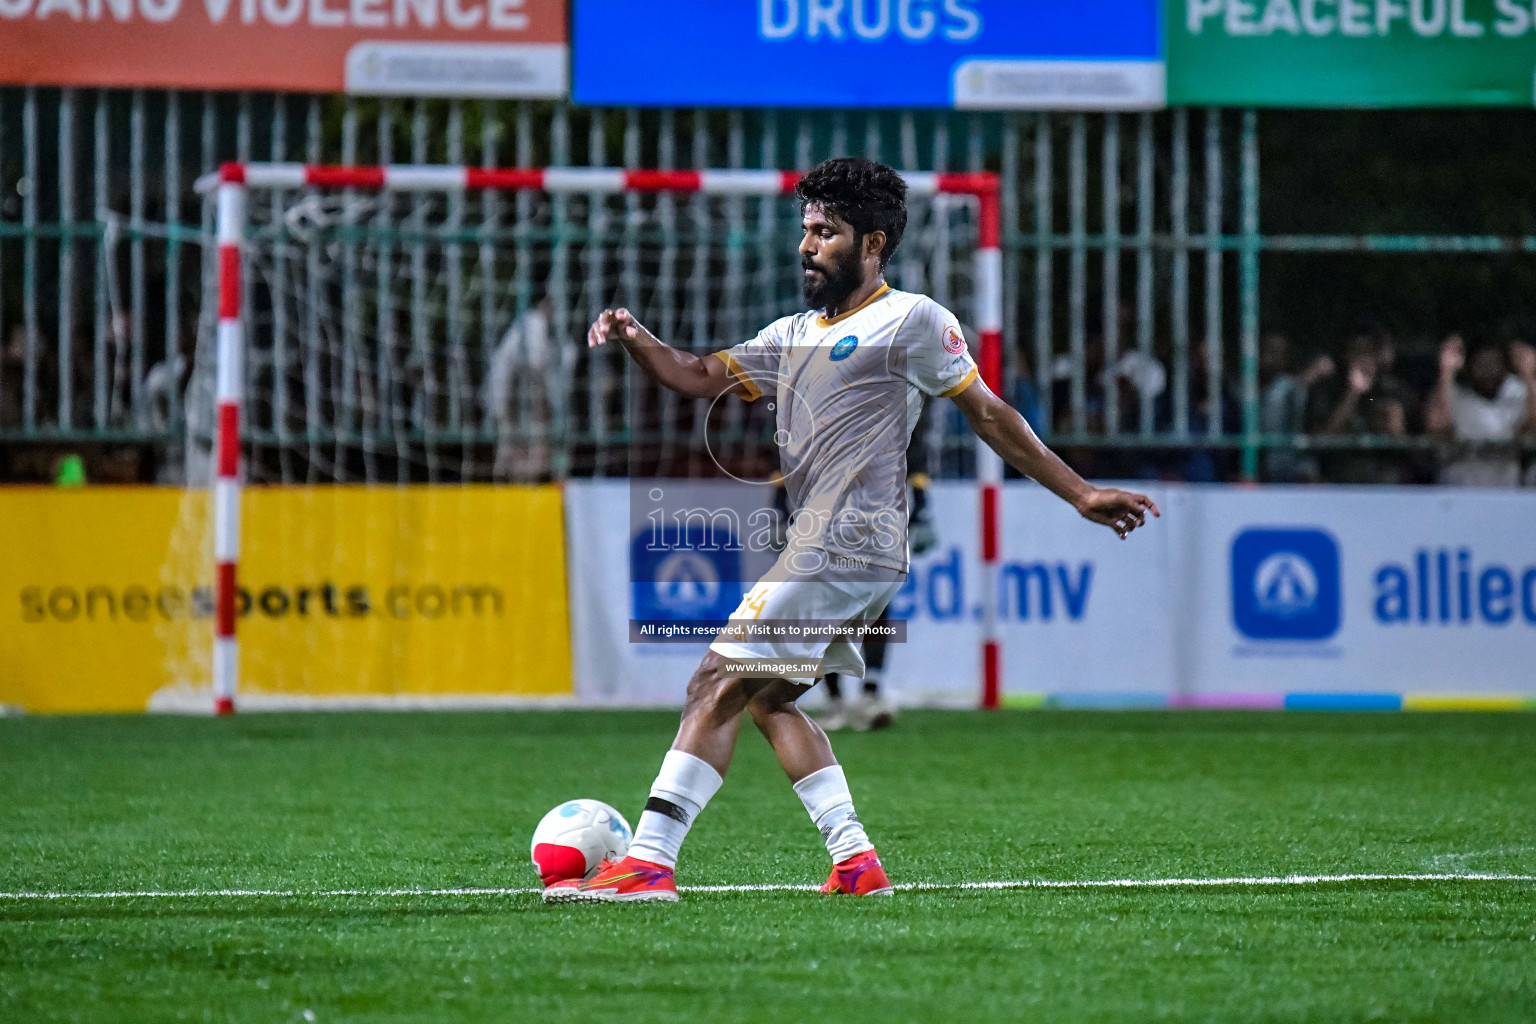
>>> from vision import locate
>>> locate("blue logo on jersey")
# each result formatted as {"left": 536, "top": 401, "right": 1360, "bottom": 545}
{"left": 829, "top": 335, "right": 858, "bottom": 361}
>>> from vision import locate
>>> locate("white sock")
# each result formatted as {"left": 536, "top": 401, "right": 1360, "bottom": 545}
{"left": 626, "top": 750, "right": 723, "bottom": 869}
{"left": 793, "top": 764, "right": 874, "bottom": 863}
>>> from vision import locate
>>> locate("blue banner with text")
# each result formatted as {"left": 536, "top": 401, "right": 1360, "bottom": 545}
{"left": 573, "top": 0, "right": 1164, "bottom": 109}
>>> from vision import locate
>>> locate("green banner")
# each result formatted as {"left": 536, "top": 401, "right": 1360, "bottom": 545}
{"left": 1168, "top": 0, "right": 1536, "bottom": 105}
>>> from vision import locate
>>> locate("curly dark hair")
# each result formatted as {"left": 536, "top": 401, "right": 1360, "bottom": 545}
{"left": 794, "top": 157, "right": 908, "bottom": 272}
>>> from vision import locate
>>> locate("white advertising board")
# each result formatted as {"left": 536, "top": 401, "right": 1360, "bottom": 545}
{"left": 565, "top": 481, "right": 1536, "bottom": 708}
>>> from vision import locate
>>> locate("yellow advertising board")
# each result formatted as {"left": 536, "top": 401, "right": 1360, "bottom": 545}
{"left": 0, "top": 485, "right": 571, "bottom": 713}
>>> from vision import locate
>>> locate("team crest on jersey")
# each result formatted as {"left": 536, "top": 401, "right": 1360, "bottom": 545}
{"left": 943, "top": 325, "right": 966, "bottom": 354}
{"left": 829, "top": 335, "right": 859, "bottom": 361}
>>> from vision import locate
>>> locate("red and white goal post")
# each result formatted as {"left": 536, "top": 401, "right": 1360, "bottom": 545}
{"left": 209, "top": 162, "right": 1005, "bottom": 715}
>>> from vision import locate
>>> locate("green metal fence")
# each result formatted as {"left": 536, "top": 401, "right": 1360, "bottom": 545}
{"left": 1, "top": 88, "right": 1532, "bottom": 483}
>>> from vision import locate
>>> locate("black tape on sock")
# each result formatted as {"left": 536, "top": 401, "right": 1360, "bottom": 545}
{"left": 644, "top": 796, "right": 690, "bottom": 825}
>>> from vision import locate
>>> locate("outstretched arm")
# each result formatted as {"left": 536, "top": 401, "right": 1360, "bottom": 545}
{"left": 951, "top": 377, "right": 1160, "bottom": 540}
{"left": 587, "top": 308, "right": 748, "bottom": 401}
{"left": 1424, "top": 336, "right": 1462, "bottom": 438}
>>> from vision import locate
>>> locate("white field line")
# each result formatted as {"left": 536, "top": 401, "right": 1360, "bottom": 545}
{"left": 1, "top": 873, "right": 1533, "bottom": 901}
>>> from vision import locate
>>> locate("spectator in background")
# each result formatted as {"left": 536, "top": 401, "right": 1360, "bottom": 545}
{"left": 1425, "top": 333, "right": 1536, "bottom": 487}
{"left": 143, "top": 340, "right": 185, "bottom": 436}
{"left": 1009, "top": 351, "right": 1044, "bottom": 434}
{"left": 1259, "top": 331, "right": 1332, "bottom": 482}
{"left": 0, "top": 322, "right": 64, "bottom": 429}
{"left": 483, "top": 297, "right": 568, "bottom": 482}
{"left": 1154, "top": 337, "right": 1240, "bottom": 482}
{"left": 1, "top": 324, "right": 25, "bottom": 428}
{"left": 1049, "top": 309, "right": 1169, "bottom": 438}
{"left": 1306, "top": 327, "right": 1410, "bottom": 483}
{"left": 1101, "top": 348, "right": 1167, "bottom": 434}
{"left": 1047, "top": 312, "right": 1169, "bottom": 479}
{"left": 1366, "top": 327, "right": 1417, "bottom": 428}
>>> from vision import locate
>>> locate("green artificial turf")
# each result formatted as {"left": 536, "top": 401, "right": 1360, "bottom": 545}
{"left": 1, "top": 710, "right": 1533, "bottom": 1022}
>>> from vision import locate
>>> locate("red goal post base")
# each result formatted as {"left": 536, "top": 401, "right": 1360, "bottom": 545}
{"left": 204, "top": 163, "right": 1006, "bottom": 713}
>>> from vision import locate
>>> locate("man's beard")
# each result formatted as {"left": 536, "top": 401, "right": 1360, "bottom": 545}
{"left": 802, "top": 245, "right": 866, "bottom": 311}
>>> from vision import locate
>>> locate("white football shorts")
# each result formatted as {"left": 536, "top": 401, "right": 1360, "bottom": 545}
{"left": 708, "top": 547, "right": 905, "bottom": 685}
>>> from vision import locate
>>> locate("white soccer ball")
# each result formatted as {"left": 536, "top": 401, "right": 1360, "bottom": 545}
{"left": 530, "top": 799, "right": 633, "bottom": 885}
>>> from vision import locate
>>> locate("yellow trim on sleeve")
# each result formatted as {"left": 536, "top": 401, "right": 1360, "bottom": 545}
{"left": 712, "top": 350, "right": 762, "bottom": 401}
{"left": 814, "top": 283, "right": 891, "bottom": 328}
{"left": 939, "top": 365, "right": 979, "bottom": 398}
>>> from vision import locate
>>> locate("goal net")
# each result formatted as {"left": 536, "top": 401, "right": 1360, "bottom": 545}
{"left": 159, "top": 165, "right": 998, "bottom": 712}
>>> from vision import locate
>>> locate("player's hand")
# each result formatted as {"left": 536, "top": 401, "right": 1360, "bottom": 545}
{"left": 1346, "top": 357, "right": 1376, "bottom": 396}
{"left": 1075, "top": 487, "right": 1160, "bottom": 540}
{"left": 1439, "top": 335, "right": 1465, "bottom": 379}
{"left": 1300, "top": 355, "right": 1335, "bottom": 387}
{"left": 587, "top": 308, "right": 642, "bottom": 348}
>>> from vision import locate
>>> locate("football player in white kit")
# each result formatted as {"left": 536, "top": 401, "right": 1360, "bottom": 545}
{"left": 544, "top": 158, "right": 1159, "bottom": 903}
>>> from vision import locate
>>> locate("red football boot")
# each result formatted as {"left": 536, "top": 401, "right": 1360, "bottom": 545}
{"left": 820, "top": 849, "right": 894, "bottom": 896}
{"left": 542, "top": 855, "right": 679, "bottom": 904}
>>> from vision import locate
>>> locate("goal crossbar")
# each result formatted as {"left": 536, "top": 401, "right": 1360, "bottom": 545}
{"left": 202, "top": 162, "right": 1004, "bottom": 716}
{"left": 205, "top": 161, "right": 998, "bottom": 203}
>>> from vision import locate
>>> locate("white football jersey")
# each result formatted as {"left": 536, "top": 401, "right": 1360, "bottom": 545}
{"left": 714, "top": 284, "right": 977, "bottom": 572}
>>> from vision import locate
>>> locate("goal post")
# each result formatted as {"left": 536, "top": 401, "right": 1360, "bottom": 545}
{"left": 212, "top": 176, "right": 246, "bottom": 716}
{"left": 203, "top": 162, "right": 1003, "bottom": 715}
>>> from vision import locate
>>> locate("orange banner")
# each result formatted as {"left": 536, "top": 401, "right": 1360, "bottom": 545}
{"left": 0, "top": 0, "right": 566, "bottom": 95}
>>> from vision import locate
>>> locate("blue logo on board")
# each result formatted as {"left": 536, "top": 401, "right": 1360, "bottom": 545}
{"left": 829, "top": 336, "right": 859, "bottom": 361}
{"left": 1231, "top": 529, "right": 1341, "bottom": 641}
{"left": 631, "top": 525, "right": 742, "bottom": 621}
